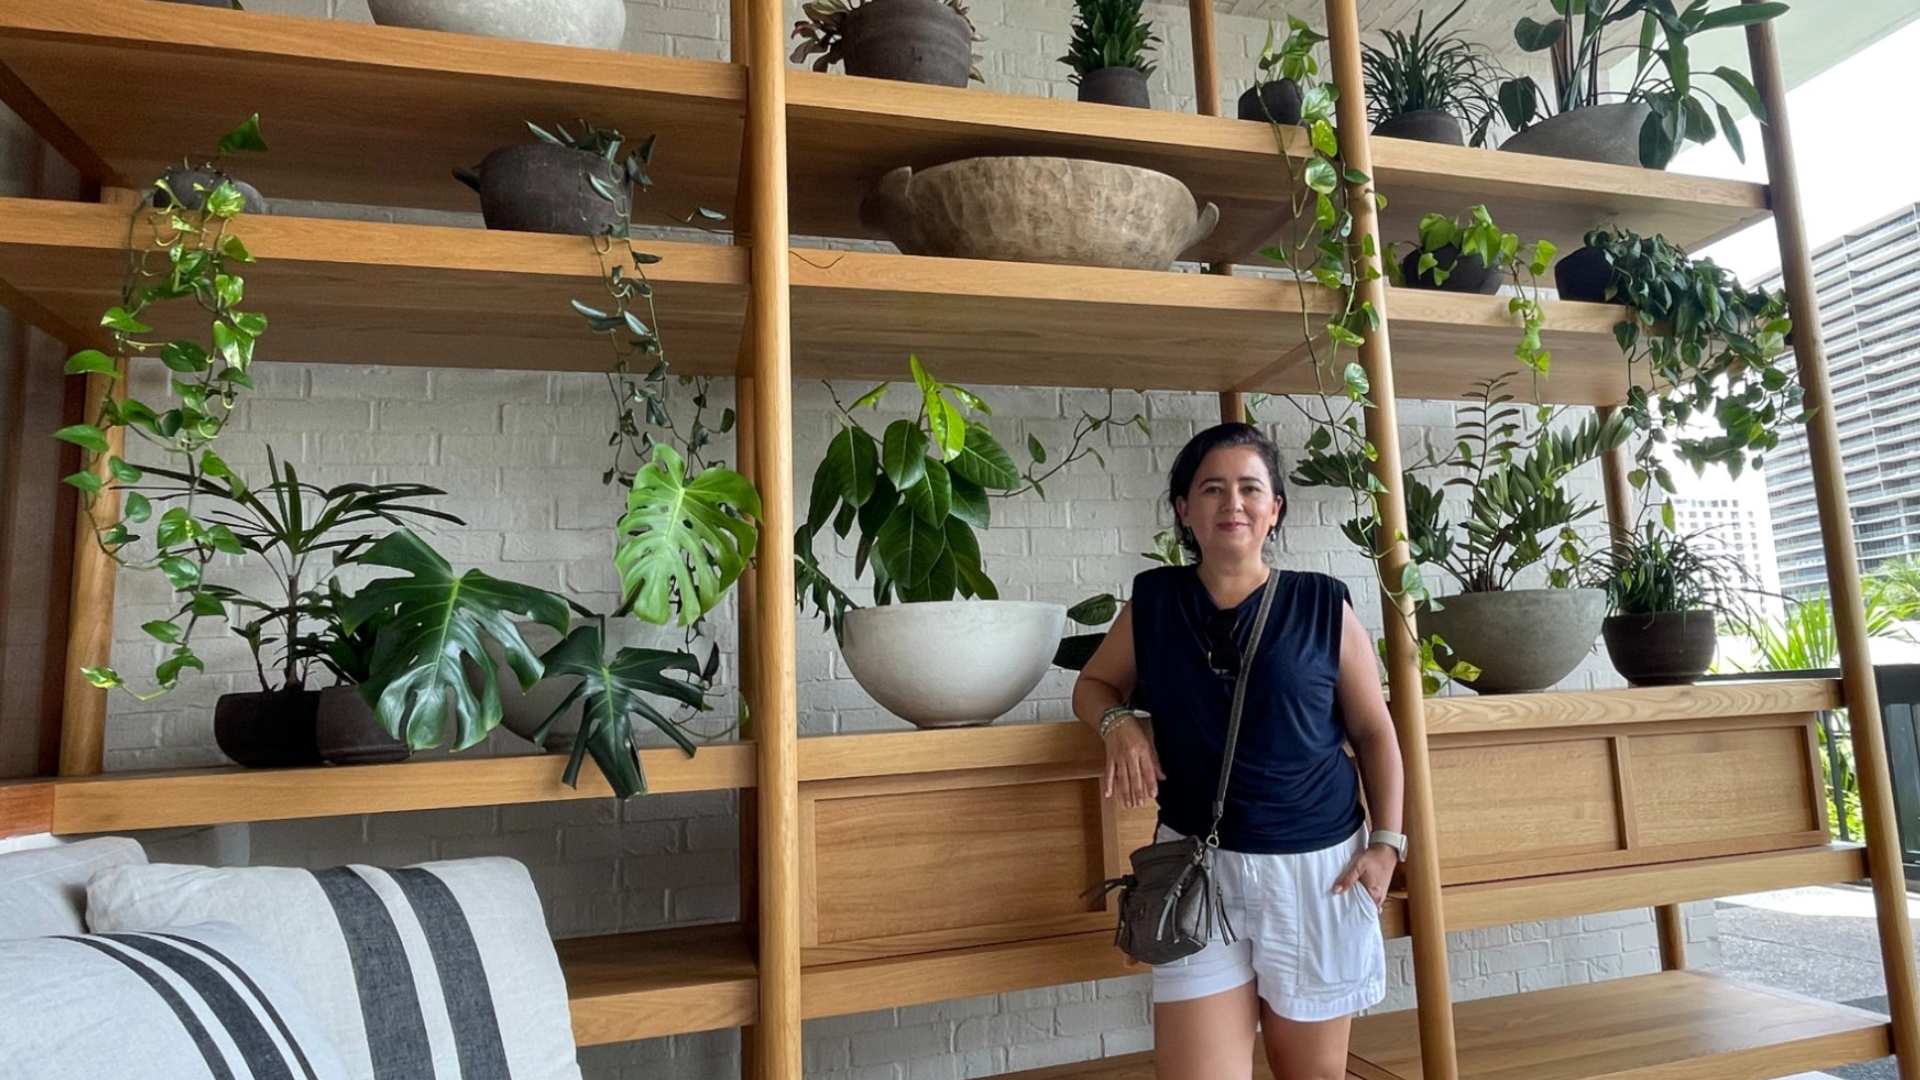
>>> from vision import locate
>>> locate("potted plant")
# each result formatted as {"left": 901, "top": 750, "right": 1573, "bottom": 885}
{"left": 790, "top": 0, "right": 985, "bottom": 87}
{"left": 1496, "top": 0, "right": 1786, "bottom": 168}
{"left": 1293, "top": 375, "right": 1630, "bottom": 694}
{"left": 1360, "top": 0, "right": 1504, "bottom": 146}
{"left": 1392, "top": 204, "right": 1551, "bottom": 295}
{"left": 795, "top": 357, "right": 1134, "bottom": 727}
{"left": 1060, "top": 0, "right": 1158, "bottom": 109}
{"left": 456, "top": 121, "right": 663, "bottom": 237}
{"left": 1592, "top": 523, "right": 1748, "bottom": 685}
{"left": 1238, "top": 16, "right": 1318, "bottom": 124}
{"left": 366, "top": 0, "right": 626, "bottom": 50}
{"left": 304, "top": 584, "right": 410, "bottom": 766}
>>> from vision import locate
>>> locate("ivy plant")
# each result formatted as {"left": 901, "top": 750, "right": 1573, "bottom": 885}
{"left": 55, "top": 115, "right": 268, "bottom": 697}
{"left": 1388, "top": 204, "right": 1556, "bottom": 374}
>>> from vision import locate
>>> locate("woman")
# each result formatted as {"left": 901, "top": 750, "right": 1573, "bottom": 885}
{"left": 1073, "top": 423, "right": 1406, "bottom": 1080}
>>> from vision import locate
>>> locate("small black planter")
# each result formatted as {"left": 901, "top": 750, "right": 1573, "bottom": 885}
{"left": 1372, "top": 109, "right": 1464, "bottom": 146}
{"left": 154, "top": 168, "right": 264, "bottom": 214}
{"left": 1400, "top": 243, "right": 1501, "bottom": 294}
{"left": 1077, "top": 67, "right": 1150, "bottom": 109}
{"left": 316, "top": 685, "right": 410, "bottom": 766}
{"left": 1602, "top": 609, "right": 1719, "bottom": 687}
{"left": 841, "top": 0, "right": 973, "bottom": 88}
{"left": 214, "top": 689, "right": 323, "bottom": 769}
{"left": 1237, "top": 79, "right": 1302, "bottom": 125}
{"left": 459, "top": 143, "right": 630, "bottom": 237}
{"left": 1554, "top": 244, "right": 1619, "bottom": 302}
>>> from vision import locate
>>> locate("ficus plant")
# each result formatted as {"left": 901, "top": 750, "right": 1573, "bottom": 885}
{"left": 55, "top": 115, "right": 269, "bottom": 697}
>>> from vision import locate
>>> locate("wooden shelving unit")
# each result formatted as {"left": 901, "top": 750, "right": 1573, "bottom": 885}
{"left": 0, "top": 1, "right": 1913, "bottom": 1079}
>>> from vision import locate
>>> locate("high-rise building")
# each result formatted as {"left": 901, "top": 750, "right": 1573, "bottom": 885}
{"left": 1759, "top": 202, "right": 1920, "bottom": 597}
{"left": 1667, "top": 489, "right": 1784, "bottom": 610}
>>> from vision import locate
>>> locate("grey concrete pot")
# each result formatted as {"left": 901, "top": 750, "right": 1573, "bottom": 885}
{"left": 840, "top": 600, "right": 1067, "bottom": 728}
{"left": 316, "top": 685, "right": 410, "bottom": 765}
{"left": 1421, "top": 588, "right": 1606, "bottom": 694}
{"left": 1500, "top": 102, "right": 1657, "bottom": 169}
{"left": 1602, "top": 610, "right": 1719, "bottom": 687}
{"left": 1077, "top": 67, "right": 1150, "bottom": 109}
{"left": 861, "top": 156, "right": 1220, "bottom": 271}
{"left": 841, "top": 0, "right": 974, "bottom": 87}
{"left": 1373, "top": 109, "right": 1465, "bottom": 146}
{"left": 460, "top": 143, "right": 629, "bottom": 236}
{"left": 367, "top": 0, "right": 625, "bottom": 49}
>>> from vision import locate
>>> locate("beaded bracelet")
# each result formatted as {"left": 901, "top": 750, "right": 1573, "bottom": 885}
{"left": 1098, "top": 705, "right": 1149, "bottom": 739}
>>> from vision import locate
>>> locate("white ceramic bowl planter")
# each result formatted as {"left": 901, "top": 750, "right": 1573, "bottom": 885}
{"left": 839, "top": 600, "right": 1068, "bottom": 728}
{"left": 367, "top": 0, "right": 626, "bottom": 50}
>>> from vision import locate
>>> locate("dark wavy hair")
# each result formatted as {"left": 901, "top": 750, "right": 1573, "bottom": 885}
{"left": 1167, "top": 423, "right": 1288, "bottom": 561}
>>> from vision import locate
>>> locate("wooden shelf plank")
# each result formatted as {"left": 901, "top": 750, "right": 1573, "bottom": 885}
{"left": 0, "top": 200, "right": 1634, "bottom": 404}
{"left": 798, "top": 723, "right": 1104, "bottom": 783}
{"left": 559, "top": 922, "right": 757, "bottom": 1046}
{"left": 801, "top": 930, "right": 1131, "bottom": 1020}
{"left": 35, "top": 744, "right": 755, "bottom": 834}
{"left": 0, "top": 0, "right": 745, "bottom": 216}
{"left": 1423, "top": 679, "right": 1843, "bottom": 737}
{"left": 1347, "top": 970, "right": 1890, "bottom": 1080}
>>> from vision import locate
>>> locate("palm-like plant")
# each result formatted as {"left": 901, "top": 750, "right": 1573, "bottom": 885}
{"left": 1060, "top": 0, "right": 1158, "bottom": 81}
{"left": 1360, "top": 0, "right": 1505, "bottom": 145}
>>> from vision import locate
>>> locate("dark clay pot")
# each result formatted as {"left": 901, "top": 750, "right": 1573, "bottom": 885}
{"left": 460, "top": 143, "right": 630, "bottom": 237}
{"left": 1400, "top": 243, "right": 1501, "bottom": 294}
{"left": 1237, "top": 79, "right": 1302, "bottom": 125}
{"left": 1077, "top": 66, "right": 1150, "bottom": 109}
{"left": 1602, "top": 610, "right": 1719, "bottom": 687}
{"left": 316, "top": 685, "right": 410, "bottom": 766}
{"left": 841, "top": 0, "right": 973, "bottom": 88}
{"left": 153, "top": 168, "right": 264, "bottom": 214}
{"left": 1554, "top": 244, "right": 1620, "bottom": 302}
{"left": 214, "top": 689, "right": 322, "bottom": 769}
{"left": 1372, "top": 109, "right": 1464, "bottom": 146}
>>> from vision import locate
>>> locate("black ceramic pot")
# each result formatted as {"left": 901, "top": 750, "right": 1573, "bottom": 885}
{"left": 1372, "top": 109, "right": 1464, "bottom": 146}
{"left": 841, "top": 0, "right": 973, "bottom": 87}
{"left": 316, "top": 685, "right": 410, "bottom": 766}
{"left": 214, "top": 689, "right": 323, "bottom": 768}
{"left": 1554, "top": 244, "right": 1619, "bottom": 302}
{"left": 1602, "top": 610, "right": 1719, "bottom": 687}
{"left": 153, "top": 168, "right": 264, "bottom": 214}
{"left": 461, "top": 143, "right": 630, "bottom": 237}
{"left": 1077, "top": 66, "right": 1150, "bottom": 109}
{"left": 1237, "top": 79, "right": 1302, "bottom": 125}
{"left": 1400, "top": 243, "right": 1501, "bottom": 294}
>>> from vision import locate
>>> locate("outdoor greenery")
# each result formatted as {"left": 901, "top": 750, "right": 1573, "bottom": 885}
{"left": 1496, "top": 0, "right": 1788, "bottom": 168}
{"left": 1061, "top": 0, "right": 1158, "bottom": 80}
{"left": 1360, "top": 0, "right": 1505, "bottom": 144}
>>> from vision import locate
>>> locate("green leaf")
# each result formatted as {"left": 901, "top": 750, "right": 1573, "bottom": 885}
{"left": 1311, "top": 121, "right": 1339, "bottom": 158}
{"left": 106, "top": 456, "right": 141, "bottom": 483}
{"left": 63, "top": 471, "right": 101, "bottom": 494}
{"left": 948, "top": 474, "right": 991, "bottom": 529}
{"left": 159, "top": 340, "right": 212, "bottom": 373}
{"left": 1303, "top": 157, "right": 1338, "bottom": 195}
{"left": 101, "top": 307, "right": 150, "bottom": 333}
{"left": 53, "top": 424, "right": 109, "bottom": 453}
{"left": 948, "top": 422, "right": 1021, "bottom": 490}
{"left": 902, "top": 456, "right": 953, "bottom": 525}
{"left": 615, "top": 446, "right": 763, "bottom": 627}
{"left": 343, "top": 529, "right": 571, "bottom": 752}
{"left": 159, "top": 556, "right": 201, "bottom": 590}
{"left": 882, "top": 419, "right": 929, "bottom": 490}
{"left": 820, "top": 425, "right": 880, "bottom": 514}
{"left": 204, "top": 181, "right": 247, "bottom": 219}
{"left": 1067, "top": 593, "right": 1119, "bottom": 625}
{"left": 536, "top": 624, "right": 706, "bottom": 797}
{"left": 848, "top": 382, "right": 889, "bottom": 411}
{"left": 1514, "top": 15, "right": 1565, "bottom": 50}
{"left": 142, "top": 620, "right": 183, "bottom": 644}
{"left": 1027, "top": 434, "right": 1047, "bottom": 464}
{"left": 216, "top": 114, "right": 268, "bottom": 155}
{"left": 874, "top": 503, "right": 946, "bottom": 588}
{"left": 124, "top": 491, "right": 152, "bottom": 524}
{"left": 81, "top": 666, "right": 122, "bottom": 690}
{"left": 64, "top": 350, "right": 119, "bottom": 377}
{"left": 1343, "top": 362, "right": 1371, "bottom": 399}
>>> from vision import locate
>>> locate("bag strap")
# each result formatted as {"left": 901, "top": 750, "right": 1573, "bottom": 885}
{"left": 1204, "top": 568, "right": 1280, "bottom": 848}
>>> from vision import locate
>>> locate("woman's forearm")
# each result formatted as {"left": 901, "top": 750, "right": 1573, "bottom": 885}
{"left": 1072, "top": 676, "right": 1127, "bottom": 731}
{"left": 1351, "top": 727, "right": 1405, "bottom": 836}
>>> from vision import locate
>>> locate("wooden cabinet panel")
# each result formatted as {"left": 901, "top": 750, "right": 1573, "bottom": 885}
{"left": 1431, "top": 738, "right": 1622, "bottom": 868}
{"left": 1631, "top": 724, "right": 1823, "bottom": 847}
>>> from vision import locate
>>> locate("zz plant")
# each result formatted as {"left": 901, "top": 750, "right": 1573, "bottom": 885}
{"left": 56, "top": 116, "right": 268, "bottom": 696}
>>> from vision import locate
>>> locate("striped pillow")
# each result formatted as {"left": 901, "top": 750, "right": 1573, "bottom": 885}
{"left": 88, "top": 858, "right": 581, "bottom": 1080}
{"left": 0, "top": 922, "right": 351, "bottom": 1079}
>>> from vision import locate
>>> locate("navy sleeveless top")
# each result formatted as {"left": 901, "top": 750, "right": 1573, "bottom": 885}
{"left": 1131, "top": 565, "right": 1364, "bottom": 854}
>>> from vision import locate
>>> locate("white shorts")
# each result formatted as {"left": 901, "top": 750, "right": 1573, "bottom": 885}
{"left": 1148, "top": 825, "right": 1387, "bottom": 1023}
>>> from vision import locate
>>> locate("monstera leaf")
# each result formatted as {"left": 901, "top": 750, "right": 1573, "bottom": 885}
{"left": 536, "top": 623, "right": 707, "bottom": 798}
{"left": 342, "top": 529, "right": 570, "bottom": 752}
{"left": 616, "top": 445, "right": 762, "bottom": 627}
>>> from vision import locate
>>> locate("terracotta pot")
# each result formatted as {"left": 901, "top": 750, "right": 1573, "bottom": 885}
{"left": 213, "top": 689, "right": 322, "bottom": 768}
{"left": 840, "top": 0, "right": 973, "bottom": 87}
{"left": 860, "top": 156, "right": 1219, "bottom": 270}
{"left": 1400, "top": 243, "right": 1501, "bottom": 294}
{"left": 316, "top": 685, "right": 411, "bottom": 765}
{"left": 1602, "top": 610, "right": 1719, "bottom": 687}
{"left": 1501, "top": 102, "right": 1657, "bottom": 169}
{"left": 460, "top": 143, "right": 629, "bottom": 237}
{"left": 1373, "top": 109, "right": 1464, "bottom": 146}
{"left": 1077, "top": 67, "right": 1150, "bottom": 109}
{"left": 1237, "top": 79, "right": 1302, "bottom": 125}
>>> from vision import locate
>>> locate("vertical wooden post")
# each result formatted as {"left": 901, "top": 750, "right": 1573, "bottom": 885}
{"left": 735, "top": 371, "right": 761, "bottom": 1080}
{"left": 1746, "top": 13, "right": 1920, "bottom": 1074}
{"left": 1188, "top": 0, "right": 1220, "bottom": 118}
{"left": 57, "top": 185, "right": 141, "bottom": 779}
{"left": 1325, "top": 3, "right": 1457, "bottom": 1078}
{"left": 743, "top": 0, "right": 800, "bottom": 1071}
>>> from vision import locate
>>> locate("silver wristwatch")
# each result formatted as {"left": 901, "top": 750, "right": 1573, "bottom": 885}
{"left": 1368, "top": 829, "right": 1409, "bottom": 862}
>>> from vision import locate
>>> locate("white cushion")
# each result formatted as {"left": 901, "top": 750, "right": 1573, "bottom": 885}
{"left": 89, "top": 857, "right": 582, "bottom": 1080}
{"left": 0, "top": 835, "right": 145, "bottom": 939}
{"left": 0, "top": 921, "right": 352, "bottom": 1079}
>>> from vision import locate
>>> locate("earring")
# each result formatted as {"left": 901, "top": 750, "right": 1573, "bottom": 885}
{"left": 1267, "top": 525, "right": 1279, "bottom": 540}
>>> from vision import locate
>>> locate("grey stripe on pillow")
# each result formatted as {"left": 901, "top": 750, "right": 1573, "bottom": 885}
{"left": 391, "top": 868, "right": 511, "bottom": 1080}
{"left": 104, "top": 933, "right": 302, "bottom": 1080}
{"left": 65, "top": 936, "right": 238, "bottom": 1080}
{"left": 313, "top": 867, "right": 435, "bottom": 1080}
{"left": 156, "top": 931, "right": 326, "bottom": 1080}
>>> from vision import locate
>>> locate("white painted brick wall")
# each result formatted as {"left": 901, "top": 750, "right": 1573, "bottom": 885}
{"left": 73, "top": 2, "right": 1702, "bottom": 1078}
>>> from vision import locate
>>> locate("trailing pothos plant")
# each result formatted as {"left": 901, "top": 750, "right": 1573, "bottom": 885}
{"left": 55, "top": 115, "right": 269, "bottom": 697}
{"left": 794, "top": 356, "right": 1143, "bottom": 638}
{"left": 1387, "top": 204, "right": 1556, "bottom": 373}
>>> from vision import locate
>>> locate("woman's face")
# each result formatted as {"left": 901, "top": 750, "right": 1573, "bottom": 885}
{"left": 1176, "top": 446, "right": 1283, "bottom": 561}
